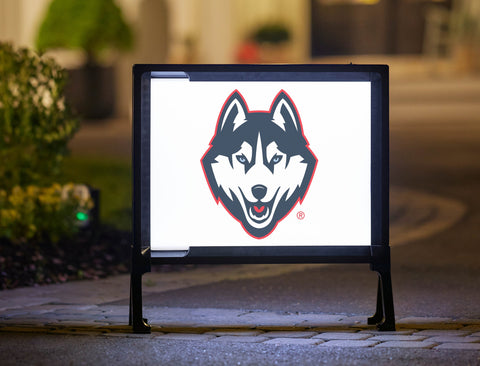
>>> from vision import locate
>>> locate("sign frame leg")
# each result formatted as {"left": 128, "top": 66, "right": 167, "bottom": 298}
{"left": 129, "top": 246, "right": 151, "bottom": 334}
{"left": 369, "top": 246, "right": 396, "bottom": 331}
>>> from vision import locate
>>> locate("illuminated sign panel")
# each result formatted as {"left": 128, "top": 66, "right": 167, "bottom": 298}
{"left": 131, "top": 65, "right": 394, "bottom": 333}
{"left": 150, "top": 79, "right": 371, "bottom": 250}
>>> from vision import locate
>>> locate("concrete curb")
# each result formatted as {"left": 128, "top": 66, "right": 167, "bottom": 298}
{"left": 390, "top": 186, "right": 466, "bottom": 247}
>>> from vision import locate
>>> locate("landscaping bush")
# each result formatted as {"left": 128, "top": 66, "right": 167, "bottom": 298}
{"left": 0, "top": 183, "right": 93, "bottom": 244}
{"left": 0, "top": 42, "right": 83, "bottom": 243}
{"left": 0, "top": 43, "right": 133, "bottom": 289}
{"left": 0, "top": 42, "right": 78, "bottom": 189}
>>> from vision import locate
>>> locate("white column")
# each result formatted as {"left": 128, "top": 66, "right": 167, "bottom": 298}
{"left": 0, "top": 0, "right": 50, "bottom": 47}
{"left": 198, "top": 0, "right": 235, "bottom": 63}
{"left": 0, "top": 0, "right": 22, "bottom": 44}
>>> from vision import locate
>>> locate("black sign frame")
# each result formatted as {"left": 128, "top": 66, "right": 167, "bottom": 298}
{"left": 130, "top": 64, "right": 394, "bottom": 333}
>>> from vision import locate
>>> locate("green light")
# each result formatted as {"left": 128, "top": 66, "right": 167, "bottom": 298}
{"left": 76, "top": 212, "right": 89, "bottom": 221}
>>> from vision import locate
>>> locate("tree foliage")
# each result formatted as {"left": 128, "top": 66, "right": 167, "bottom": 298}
{"left": 36, "top": 0, "right": 133, "bottom": 63}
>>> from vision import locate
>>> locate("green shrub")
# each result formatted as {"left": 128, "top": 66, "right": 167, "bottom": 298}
{"left": 252, "top": 23, "right": 291, "bottom": 44}
{"left": 0, "top": 183, "right": 93, "bottom": 244}
{"left": 0, "top": 43, "right": 84, "bottom": 244}
{"left": 0, "top": 42, "right": 79, "bottom": 189}
{"left": 36, "top": 0, "right": 133, "bottom": 64}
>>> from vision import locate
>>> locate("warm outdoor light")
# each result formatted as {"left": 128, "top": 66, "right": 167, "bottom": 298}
{"left": 131, "top": 64, "right": 394, "bottom": 334}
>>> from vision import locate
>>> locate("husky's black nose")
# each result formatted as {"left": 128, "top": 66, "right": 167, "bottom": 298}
{"left": 252, "top": 184, "right": 267, "bottom": 200}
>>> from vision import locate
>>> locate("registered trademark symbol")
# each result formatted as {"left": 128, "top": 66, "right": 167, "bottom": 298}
{"left": 297, "top": 211, "right": 305, "bottom": 220}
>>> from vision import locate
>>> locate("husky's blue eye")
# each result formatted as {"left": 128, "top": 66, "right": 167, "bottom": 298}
{"left": 271, "top": 154, "right": 283, "bottom": 164}
{"left": 236, "top": 154, "right": 247, "bottom": 164}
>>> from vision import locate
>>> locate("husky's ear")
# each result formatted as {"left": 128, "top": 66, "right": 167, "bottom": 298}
{"left": 217, "top": 90, "right": 248, "bottom": 134}
{"left": 271, "top": 91, "right": 301, "bottom": 133}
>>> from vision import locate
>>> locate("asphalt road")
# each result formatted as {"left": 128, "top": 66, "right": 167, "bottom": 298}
{"left": 2, "top": 334, "right": 478, "bottom": 366}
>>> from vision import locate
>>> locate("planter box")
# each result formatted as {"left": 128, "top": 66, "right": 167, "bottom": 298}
{"left": 65, "top": 64, "right": 115, "bottom": 119}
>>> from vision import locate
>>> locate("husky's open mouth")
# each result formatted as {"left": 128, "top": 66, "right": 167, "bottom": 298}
{"left": 240, "top": 188, "right": 279, "bottom": 225}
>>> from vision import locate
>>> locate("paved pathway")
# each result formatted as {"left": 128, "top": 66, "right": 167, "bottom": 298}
{"left": 1, "top": 305, "right": 480, "bottom": 351}
{"left": 0, "top": 186, "right": 472, "bottom": 354}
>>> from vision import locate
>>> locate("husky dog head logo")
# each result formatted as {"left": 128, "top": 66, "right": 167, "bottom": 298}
{"left": 201, "top": 90, "right": 317, "bottom": 238}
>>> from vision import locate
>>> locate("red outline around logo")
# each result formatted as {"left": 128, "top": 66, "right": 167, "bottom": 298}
{"left": 200, "top": 90, "right": 318, "bottom": 239}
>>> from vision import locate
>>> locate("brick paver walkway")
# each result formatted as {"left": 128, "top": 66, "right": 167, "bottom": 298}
{"left": 1, "top": 305, "right": 479, "bottom": 350}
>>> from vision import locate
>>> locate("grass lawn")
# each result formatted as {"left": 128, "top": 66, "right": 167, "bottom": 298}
{"left": 60, "top": 155, "right": 132, "bottom": 230}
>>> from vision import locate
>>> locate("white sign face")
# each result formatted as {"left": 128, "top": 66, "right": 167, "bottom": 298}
{"left": 150, "top": 79, "right": 371, "bottom": 251}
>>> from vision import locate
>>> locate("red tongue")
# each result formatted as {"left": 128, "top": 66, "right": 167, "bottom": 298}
{"left": 254, "top": 205, "right": 265, "bottom": 213}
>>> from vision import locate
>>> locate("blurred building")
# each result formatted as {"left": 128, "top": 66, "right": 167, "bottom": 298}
{"left": 312, "top": 0, "right": 446, "bottom": 56}
{"left": 0, "top": 0, "right": 478, "bottom": 118}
